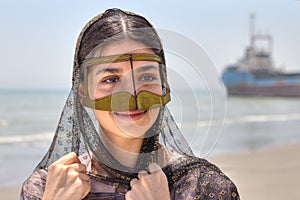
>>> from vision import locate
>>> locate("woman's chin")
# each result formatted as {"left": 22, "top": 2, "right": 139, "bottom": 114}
{"left": 111, "top": 110, "right": 154, "bottom": 138}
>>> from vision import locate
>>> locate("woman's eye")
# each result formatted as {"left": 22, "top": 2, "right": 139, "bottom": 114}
{"left": 139, "top": 74, "right": 158, "bottom": 82}
{"left": 102, "top": 77, "right": 120, "bottom": 84}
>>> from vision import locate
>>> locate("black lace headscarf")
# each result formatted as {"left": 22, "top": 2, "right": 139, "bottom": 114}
{"left": 35, "top": 8, "right": 193, "bottom": 181}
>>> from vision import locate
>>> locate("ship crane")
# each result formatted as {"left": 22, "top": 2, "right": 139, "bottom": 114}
{"left": 221, "top": 14, "right": 300, "bottom": 97}
{"left": 244, "top": 14, "right": 274, "bottom": 72}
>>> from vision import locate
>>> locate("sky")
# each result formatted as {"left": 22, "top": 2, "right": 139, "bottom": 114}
{"left": 0, "top": 0, "right": 299, "bottom": 90}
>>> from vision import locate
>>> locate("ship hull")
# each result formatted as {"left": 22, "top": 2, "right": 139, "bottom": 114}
{"left": 227, "top": 84, "right": 300, "bottom": 97}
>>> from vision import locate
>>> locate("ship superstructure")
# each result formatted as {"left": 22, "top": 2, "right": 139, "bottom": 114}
{"left": 222, "top": 14, "right": 300, "bottom": 97}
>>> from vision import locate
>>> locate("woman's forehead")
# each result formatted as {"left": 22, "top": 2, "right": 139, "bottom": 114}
{"left": 100, "top": 39, "right": 154, "bottom": 56}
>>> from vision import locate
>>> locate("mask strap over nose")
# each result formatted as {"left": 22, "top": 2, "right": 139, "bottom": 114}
{"left": 129, "top": 54, "right": 138, "bottom": 109}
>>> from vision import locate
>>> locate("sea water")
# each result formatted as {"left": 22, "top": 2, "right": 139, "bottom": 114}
{"left": 1, "top": 89, "right": 300, "bottom": 186}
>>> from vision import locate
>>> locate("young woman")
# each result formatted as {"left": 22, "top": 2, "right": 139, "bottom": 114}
{"left": 21, "top": 8, "right": 239, "bottom": 200}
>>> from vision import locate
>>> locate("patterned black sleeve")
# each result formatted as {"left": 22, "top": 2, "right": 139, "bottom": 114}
{"left": 20, "top": 169, "right": 47, "bottom": 200}
{"left": 167, "top": 157, "right": 240, "bottom": 200}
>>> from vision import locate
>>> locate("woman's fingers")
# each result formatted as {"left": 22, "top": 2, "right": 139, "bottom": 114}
{"left": 137, "top": 170, "right": 148, "bottom": 180}
{"left": 149, "top": 163, "right": 168, "bottom": 185}
{"left": 81, "top": 178, "right": 91, "bottom": 199}
{"left": 79, "top": 172, "right": 91, "bottom": 182}
{"left": 54, "top": 152, "right": 81, "bottom": 165}
{"left": 70, "top": 163, "right": 87, "bottom": 173}
{"left": 130, "top": 178, "right": 139, "bottom": 188}
{"left": 44, "top": 152, "right": 91, "bottom": 200}
{"left": 126, "top": 163, "right": 170, "bottom": 200}
{"left": 148, "top": 162, "right": 162, "bottom": 174}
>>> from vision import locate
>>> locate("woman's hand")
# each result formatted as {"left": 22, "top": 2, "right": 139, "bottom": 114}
{"left": 42, "top": 152, "right": 91, "bottom": 200}
{"left": 125, "top": 163, "right": 171, "bottom": 200}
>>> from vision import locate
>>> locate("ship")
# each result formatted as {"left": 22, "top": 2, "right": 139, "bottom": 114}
{"left": 221, "top": 14, "right": 300, "bottom": 97}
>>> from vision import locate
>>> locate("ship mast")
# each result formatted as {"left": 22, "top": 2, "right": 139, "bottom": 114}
{"left": 249, "top": 13, "right": 274, "bottom": 71}
{"left": 245, "top": 13, "right": 256, "bottom": 71}
{"left": 250, "top": 13, "right": 255, "bottom": 48}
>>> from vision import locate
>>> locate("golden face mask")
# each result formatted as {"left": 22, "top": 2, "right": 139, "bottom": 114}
{"left": 81, "top": 53, "right": 171, "bottom": 111}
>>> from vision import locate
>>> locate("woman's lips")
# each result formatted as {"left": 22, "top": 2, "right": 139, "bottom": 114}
{"left": 114, "top": 110, "right": 147, "bottom": 121}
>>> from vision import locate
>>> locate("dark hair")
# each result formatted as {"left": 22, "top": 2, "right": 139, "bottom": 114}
{"left": 78, "top": 8, "right": 165, "bottom": 64}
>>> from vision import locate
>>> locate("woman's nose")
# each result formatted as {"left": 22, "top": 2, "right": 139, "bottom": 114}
{"left": 115, "top": 71, "right": 137, "bottom": 96}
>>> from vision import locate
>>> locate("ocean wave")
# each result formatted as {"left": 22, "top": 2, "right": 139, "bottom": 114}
{"left": 1, "top": 113, "right": 299, "bottom": 143}
{"left": 178, "top": 113, "right": 300, "bottom": 128}
{"left": 0, "top": 119, "right": 9, "bottom": 127}
{"left": 225, "top": 113, "right": 300, "bottom": 124}
{"left": 0, "top": 132, "right": 53, "bottom": 144}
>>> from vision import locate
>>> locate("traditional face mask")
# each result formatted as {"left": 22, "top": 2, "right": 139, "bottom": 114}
{"left": 81, "top": 53, "right": 171, "bottom": 111}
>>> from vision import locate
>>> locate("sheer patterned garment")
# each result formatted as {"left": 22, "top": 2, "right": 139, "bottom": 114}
{"left": 21, "top": 148, "right": 239, "bottom": 200}
{"left": 20, "top": 9, "right": 239, "bottom": 200}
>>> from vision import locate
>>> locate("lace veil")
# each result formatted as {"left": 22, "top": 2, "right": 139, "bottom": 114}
{"left": 35, "top": 9, "right": 194, "bottom": 178}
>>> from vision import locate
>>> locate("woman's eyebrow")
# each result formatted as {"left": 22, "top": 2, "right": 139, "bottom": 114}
{"left": 135, "top": 65, "right": 159, "bottom": 73}
{"left": 94, "top": 65, "right": 158, "bottom": 75}
{"left": 96, "top": 68, "right": 122, "bottom": 75}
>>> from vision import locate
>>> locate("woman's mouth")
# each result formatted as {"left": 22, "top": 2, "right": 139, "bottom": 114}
{"left": 114, "top": 110, "right": 147, "bottom": 121}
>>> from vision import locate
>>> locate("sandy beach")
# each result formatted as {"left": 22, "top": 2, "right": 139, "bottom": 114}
{"left": 0, "top": 184, "right": 22, "bottom": 200}
{"left": 208, "top": 142, "right": 300, "bottom": 200}
{"left": 2, "top": 143, "right": 299, "bottom": 200}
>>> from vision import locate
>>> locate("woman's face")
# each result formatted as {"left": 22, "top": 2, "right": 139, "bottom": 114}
{"left": 90, "top": 39, "right": 161, "bottom": 139}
